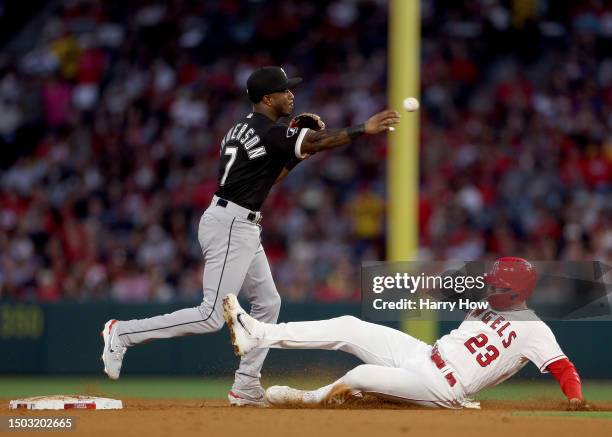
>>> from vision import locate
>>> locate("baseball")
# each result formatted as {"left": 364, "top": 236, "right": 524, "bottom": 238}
{"left": 403, "top": 97, "right": 420, "bottom": 112}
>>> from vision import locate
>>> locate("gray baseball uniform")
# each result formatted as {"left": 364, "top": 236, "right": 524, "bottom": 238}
{"left": 115, "top": 109, "right": 309, "bottom": 394}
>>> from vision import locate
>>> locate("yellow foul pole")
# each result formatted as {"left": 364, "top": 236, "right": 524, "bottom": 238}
{"left": 387, "top": 0, "right": 436, "bottom": 343}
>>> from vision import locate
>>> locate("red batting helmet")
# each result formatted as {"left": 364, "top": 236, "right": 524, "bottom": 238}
{"left": 484, "top": 257, "right": 537, "bottom": 310}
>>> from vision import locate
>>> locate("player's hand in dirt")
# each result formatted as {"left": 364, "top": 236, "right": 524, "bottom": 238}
{"left": 364, "top": 110, "right": 400, "bottom": 134}
{"left": 567, "top": 398, "right": 593, "bottom": 411}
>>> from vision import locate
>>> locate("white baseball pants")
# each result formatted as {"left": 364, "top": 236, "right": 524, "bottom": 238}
{"left": 252, "top": 316, "right": 467, "bottom": 408}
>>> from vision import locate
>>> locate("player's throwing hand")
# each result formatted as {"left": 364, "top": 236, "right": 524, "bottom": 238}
{"left": 364, "top": 109, "right": 401, "bottom": 134}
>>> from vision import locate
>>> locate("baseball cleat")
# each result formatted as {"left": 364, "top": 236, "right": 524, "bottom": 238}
{"left": 266, "top": 383, "right": 355, "bottom": 407}
{"left": 101, "top": 319, "right": 127, "bottom": 380}
{"left": 265, "top": 386, "right": 306, "bottom": 406}
{"left": 462, "top": 399, "right": 481, "bottom": 409}
{"left": 223, "top": 294, "right": 258, "bottom": 357}
{"left": 228, "top": 389, "right": 268, "bottom": 407}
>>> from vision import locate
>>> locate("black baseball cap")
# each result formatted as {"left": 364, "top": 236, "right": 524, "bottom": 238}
{"left": 246, "top": 66, "right": 302, "bottom": 103}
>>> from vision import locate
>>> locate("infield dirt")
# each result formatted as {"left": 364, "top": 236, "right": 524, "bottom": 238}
{"left": 3, "top": 398, "right": 612, "bottom": 437}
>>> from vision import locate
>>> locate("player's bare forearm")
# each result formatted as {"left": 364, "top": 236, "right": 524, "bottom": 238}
{"left": 301, "top": 128, "right": 353, "bottom": 154}
{"left": 300, "top": 109, "right": 400, "bottom": 155}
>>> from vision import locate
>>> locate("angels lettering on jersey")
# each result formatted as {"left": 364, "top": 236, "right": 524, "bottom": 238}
{"left": 436, "top": 306, "right": 567, "bottom": 396}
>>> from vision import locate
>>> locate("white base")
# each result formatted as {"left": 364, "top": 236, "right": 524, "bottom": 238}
{"left": 9, "top": 395, "right": 123, "bottom": 410}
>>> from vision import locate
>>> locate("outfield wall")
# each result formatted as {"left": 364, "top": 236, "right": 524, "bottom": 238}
{"left": 0, "top": 302, "right": 609, "bottom": 378}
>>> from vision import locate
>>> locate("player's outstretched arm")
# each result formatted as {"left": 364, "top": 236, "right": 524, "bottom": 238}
{"left": 300, "top": 109, "right": 400, "bottom": 154}
{"left": 546, "top": 358, "right": 593, "bottom": 411}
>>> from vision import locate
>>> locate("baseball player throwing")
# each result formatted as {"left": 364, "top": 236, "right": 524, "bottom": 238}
{"left": 223, "top": 257, "right": 591, "bottom": 410}
{"left": 101, "top": 66, "right": 400, "bottom": 406}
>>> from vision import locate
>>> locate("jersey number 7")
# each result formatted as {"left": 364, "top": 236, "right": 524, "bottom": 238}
{"left": 220, "top": 146, "right": 237, "bottom": 186}
{"left": 464, "top": 334, "right": 500, "bottom": 367}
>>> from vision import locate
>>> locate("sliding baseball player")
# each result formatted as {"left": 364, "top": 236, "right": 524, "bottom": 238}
{"left": 223, "top": 257, "right": 591, "bottom": 410}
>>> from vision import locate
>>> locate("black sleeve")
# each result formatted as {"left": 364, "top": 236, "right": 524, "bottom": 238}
{"left": 284, "top": 155, "right": 303, "bottom": 171}
{"left": 265, "top": 124, "right": 310, "bottom": 159}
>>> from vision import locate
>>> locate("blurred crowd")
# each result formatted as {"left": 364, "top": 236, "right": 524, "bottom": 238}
{"left": 0, "top": 0, "right": 610, "bottom": 303}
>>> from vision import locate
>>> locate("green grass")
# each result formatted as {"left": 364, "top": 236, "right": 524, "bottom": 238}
{"left": 1, "top": 377, "right": 612, "bottom": 402}
{"left": 512, "top": 411, "right": 612, "bottom": 419}
{"left": 0, "top": 376, "right": 330, "bottom": 399}
{"left": 476, "top": 381, "right": 612, "bottom": 402}
{"left": 0, "top": 376, "right": 232, "bottom": 399}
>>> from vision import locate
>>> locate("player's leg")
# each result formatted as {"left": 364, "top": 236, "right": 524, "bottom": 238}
{"left": 102, "top": 209, "right": 260, "bottom": 380}
{"left": 229, "top": 244, "right": 281, "bottom": 404}
{"left": 334, "top": 363, "right": 459, "bottom": 408}
{"left": 116, "top": 213, "right": 259, "bottom": 346}
{"left": 224, "top": 296, "right": 428, "bottom": 368}
{"left": 267, "top": 363, "right": 461, "bottom": 409}
{"left": 255, "top": 316, "right": 429, "bottom": 367}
